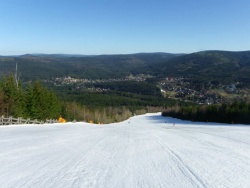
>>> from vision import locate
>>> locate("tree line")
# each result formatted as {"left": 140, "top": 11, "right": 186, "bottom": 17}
{"left": 0, "top": 75, "right": 168, "bottom": 123}
{"left": 63, "top": 102, "right": 165, "bottom": 124}
{"left": 0, "top": 75, "right": 61, "bottom": 120}
{"left": 162, "top": 102, "right": 250, "bottom": 124}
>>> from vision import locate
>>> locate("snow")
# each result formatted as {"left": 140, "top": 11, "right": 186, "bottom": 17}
{"left": 0, "top": 113, "right": 250, "bottom": 188}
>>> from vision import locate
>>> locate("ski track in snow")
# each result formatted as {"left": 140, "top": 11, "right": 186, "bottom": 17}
{"left": 0, "top": 113, "right": 250, "bottom": 188}
{"left": 146, "top": 130, "right": 207, "bottom": 188}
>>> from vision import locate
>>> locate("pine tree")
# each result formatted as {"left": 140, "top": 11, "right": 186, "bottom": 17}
{"left": 25, "top": 81, "right": 62, "bottom": 120}
{"left": 1, "top": 75, "right": 25, "bottom": 117}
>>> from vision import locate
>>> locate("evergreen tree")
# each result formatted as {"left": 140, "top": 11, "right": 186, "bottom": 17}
{"left": 25, "top": 81, "right": 61, "bottom": 120}
{"left": 0, "top": 75, "right": 62, "bottom": 120}
{"left": 162, "top": 102, "right": 250, "bottom": 124}
{"left": 1, "top": 75, "right": 25, "bottom": 117}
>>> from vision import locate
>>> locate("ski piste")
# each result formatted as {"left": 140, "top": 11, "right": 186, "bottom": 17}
{"left": 0, "top": 113, "right": 249, "bottom": 187}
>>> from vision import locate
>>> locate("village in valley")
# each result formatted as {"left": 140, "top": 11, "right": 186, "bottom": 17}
{"left": 46, "top": 74, "right": 249, "bottom": 105}
{"left": 159, "top": 77, "right": 249, "bottom": 104}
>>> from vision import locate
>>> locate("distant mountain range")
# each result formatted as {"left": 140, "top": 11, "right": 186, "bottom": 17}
{"left": 0, "top": 51, "right": 250, "bottom": 84}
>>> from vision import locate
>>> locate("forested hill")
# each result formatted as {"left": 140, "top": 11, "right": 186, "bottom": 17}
{"left": 0, "top": 51, "right": 250, "bottom": 84}
{"left": 0, "top": 53, "right": 181, "bottom": 81}
{"left": 154, "top": 50, "right": 250, "bottom": 83}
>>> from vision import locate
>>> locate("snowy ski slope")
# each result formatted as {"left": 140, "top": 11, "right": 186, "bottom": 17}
{"left": 0, "top": 113, "right": 249, "bottom": 188}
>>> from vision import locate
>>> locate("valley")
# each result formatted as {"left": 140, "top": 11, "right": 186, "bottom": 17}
{"left": 0, "top": 50, "right": 250, "bottom": 117}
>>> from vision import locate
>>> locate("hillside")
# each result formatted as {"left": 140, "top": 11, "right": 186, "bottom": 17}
{"left": 1, "top": 51, "right": 250, "bottom": 84}
{"left": 0, "top": 113, "right": 249, "bottom": 187}
{"left": 1, "top": 50, "right": 250, "bottom": 104}
{"left": 155, "top": 50, "right": 250, "bottom": 83}
{"left": 0, "top": 53, "right": 181, "bottom": 81}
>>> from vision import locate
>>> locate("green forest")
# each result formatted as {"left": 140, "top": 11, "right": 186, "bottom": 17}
{"left": 56, "top": 81, "right": 178, "bottom": 123}
{"left": 0, "top": 75, "right": 62, "bottom": 120}
{"left": 162, "top": 102, "right": 250, "bottom": 124}
{"left": 1, "top": 50, "right": 250, "bottom": 124}
{"left": 1, "top": 75, "right": 250, "bottom": 124}
{"left": 1, "top": 50, "right": 250, "bottom": 84}
{"left": 0, "top": 75, "right": 176, "bottom": 124}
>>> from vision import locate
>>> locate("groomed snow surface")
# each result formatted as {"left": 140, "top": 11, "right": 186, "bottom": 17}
{"left": 0, "top": 113, "right": 250, "bottom": 188}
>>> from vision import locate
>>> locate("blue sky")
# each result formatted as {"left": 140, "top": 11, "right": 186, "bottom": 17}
{"left": 1, "top": 0, "right": 250, "bottom": 55}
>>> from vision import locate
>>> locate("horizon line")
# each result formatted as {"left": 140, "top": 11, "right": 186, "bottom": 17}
{"left": 1, "top": 49, "right": 250, "bottom": 57}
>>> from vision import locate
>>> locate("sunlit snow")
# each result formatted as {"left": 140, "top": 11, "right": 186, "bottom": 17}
{"left": 0, "top": 113, "right": 249, "bottom": 188}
